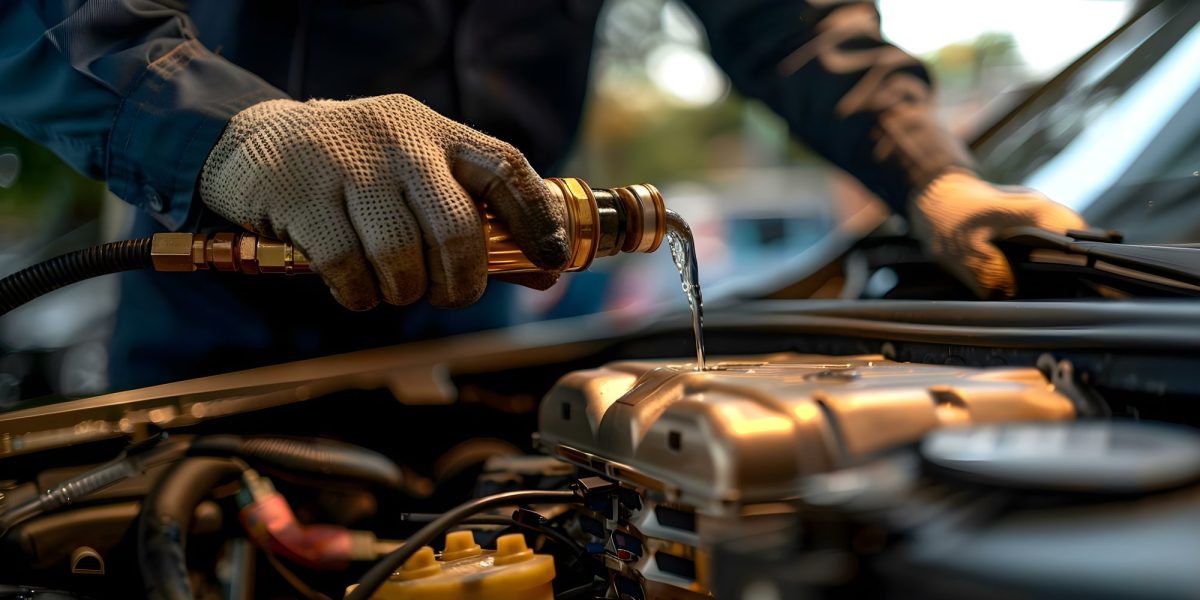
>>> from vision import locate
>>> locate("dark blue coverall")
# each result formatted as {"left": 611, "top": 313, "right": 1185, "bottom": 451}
{"left": 0, "top": 1, "right": 971, "bottom": 390}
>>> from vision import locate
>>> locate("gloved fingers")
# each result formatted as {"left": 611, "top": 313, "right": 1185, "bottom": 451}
{"left": 958, "top": 228, "right": 1018, "bottom": 299}
{"left": 1029, "top": 195, "right": 1088, "bottom": 233}
{"left": 399, "top": 163, "right": 488, "bottom": 308}
{"left": 286, "top": 203, "right": 381, "bottom": 311}
{"left": 493, "top": 271, "right": 562, "bottom": 291}
{"left": 450, "top": 140, "right": 569, "bottom": 271}
{"left": 967, "top": 194, "right": 1084, "bottom": 299}
{"left": 345, "top": 180, "right": 428, "bottom": 306}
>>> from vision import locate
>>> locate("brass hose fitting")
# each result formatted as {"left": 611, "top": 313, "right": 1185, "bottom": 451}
{"left": 150, "top": 232, "right": 310, "bottom": 274}
{"left": 151, "top": 178, "right": 665, "bottom": 276}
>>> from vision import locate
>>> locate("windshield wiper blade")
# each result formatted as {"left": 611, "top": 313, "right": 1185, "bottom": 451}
{"left": 996, "top": 227, "right": 1200, "bottom": 296}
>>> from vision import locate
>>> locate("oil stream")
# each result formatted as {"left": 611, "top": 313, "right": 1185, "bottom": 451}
{"left": 665, "top": 210, "right": 706, "bottom": 371}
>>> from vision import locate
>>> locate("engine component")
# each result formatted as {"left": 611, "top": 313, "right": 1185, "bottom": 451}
{"left": 537, "top": 353, "right": 1078, "bottom": 598}
{"left": 0, "top": 434, "right": 402, "bottom": 539}
{"left": 68, "top": 546, "right": 104, "bottom": 575}
{"left": 921, "top": 419, "right": 1200, "bottom": 493}
{"left": 354, "top": 531, "right": 556, "bottom": 600}
{"left": 712, "top": 420, "right": 1200, "bottom": 599}
{"left": 346, "top": 489, "right": 579, "bottom": 600}
{"left": 539, "top": 352, "right": 1075, "bottom": 513}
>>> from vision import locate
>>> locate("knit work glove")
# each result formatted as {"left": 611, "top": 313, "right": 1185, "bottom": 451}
{"left": 199, "top": 94, "right": 568, "bottom": 310}
{"left": 909, "top": 169, "right": 1087, "bottom": 298}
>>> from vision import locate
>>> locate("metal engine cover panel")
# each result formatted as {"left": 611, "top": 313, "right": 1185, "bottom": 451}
{"left": 538, "top": 353, "right": 1075, "bottom": 513}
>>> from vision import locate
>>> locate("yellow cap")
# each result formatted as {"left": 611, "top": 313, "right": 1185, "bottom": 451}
{"left": 493, "top": 534, "right": 535, "bottom": 566}
{"left": 375, "top": 535, "right": 555, "bottom": 600}
{"left": 395, "top": 546, "right": 441, "bottom": 581}
{"left": 440, "top": 531, "right": 483, "bottom": 561}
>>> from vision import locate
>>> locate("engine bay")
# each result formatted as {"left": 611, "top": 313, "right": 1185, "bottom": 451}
{"left": 2, "top": 299, "right": 1200, "bottom": 599}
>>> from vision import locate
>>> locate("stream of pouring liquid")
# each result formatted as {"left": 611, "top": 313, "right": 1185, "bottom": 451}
{"left": 665, "top": 210, "right": 706, "bottom": 371}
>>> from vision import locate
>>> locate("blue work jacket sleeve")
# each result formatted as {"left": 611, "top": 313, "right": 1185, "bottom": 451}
{"left": 0, "top": 1, "right": 288, "bottom": 230}
{"left": 685, "top": 0, "right": 976, "bottom": 211}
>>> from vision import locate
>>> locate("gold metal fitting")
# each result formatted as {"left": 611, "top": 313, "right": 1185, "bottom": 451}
{"left": 207, "top": 232, "right": 237, "bottom": 271}
{"left": 150, "top": 233, "right": 199, "bottom": 272}
{"left": 151, "top": 232, "right": 310, "bottom": 275}
{"left": 611, "top": 182, "right": 666, "bottom": 254}
{"left": 484, "top": 177, "right": 666, "bottom": 274}
{"left": 547, "top": 177, "right": 600, "bottom": 271}
{"left": 484, "top": 177, "right": 599, "bottom": 273}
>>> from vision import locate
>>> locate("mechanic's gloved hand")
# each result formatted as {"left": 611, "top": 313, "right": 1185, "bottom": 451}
{"left": 199, "top": 95, "right": 568, "bottom": 310}
{"left": 909, "top": 168, "right": 1086, "bottom": 299}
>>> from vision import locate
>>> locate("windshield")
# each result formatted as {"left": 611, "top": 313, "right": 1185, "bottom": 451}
{"left": 973, "top": 0, "right": 1200, "bottom": 243}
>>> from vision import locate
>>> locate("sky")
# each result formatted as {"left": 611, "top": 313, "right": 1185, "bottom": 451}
{"left": 643, "top": 0, "right": 1134, "bottom": 106}
{"left": 878, "top": 0, "right": 1133, "bottom": 74}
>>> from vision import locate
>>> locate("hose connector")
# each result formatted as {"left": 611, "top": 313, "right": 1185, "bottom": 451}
{"left": 151, "top": 232, "right": 310, "bottom": 274}
{"left": 152, "top": 178, "right": 664, "bottom": 276}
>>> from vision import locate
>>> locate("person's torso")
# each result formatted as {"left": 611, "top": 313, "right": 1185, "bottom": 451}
{"left": 190, "top": 0, "right": 606, "bottom": 171}
{"left": 112, "top": 0, "right": 609, "bottom": 389}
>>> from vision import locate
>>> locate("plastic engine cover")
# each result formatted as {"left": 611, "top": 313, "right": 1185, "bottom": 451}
{"left": 538, "top": 353, "right": 1075, "bottom": 514}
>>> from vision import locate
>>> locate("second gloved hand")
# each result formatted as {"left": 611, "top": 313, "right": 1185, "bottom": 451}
{"left": 909, "top": 169, "right": 1087, "bottom": 298}
{"left": 199, "top": 94, "right": 568, "bottom": 310}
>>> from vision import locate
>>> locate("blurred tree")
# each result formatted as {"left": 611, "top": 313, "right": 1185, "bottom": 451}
{"left": 924, "top": 32, "right": 1022, "bottom": 89}
{"left": 564, "top": 0, "right": 815, "bottom": 185}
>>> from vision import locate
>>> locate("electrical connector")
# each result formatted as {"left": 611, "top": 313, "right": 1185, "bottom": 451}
{"left": 575, "top": 476, "right": 617, "bottom": 498}
{"left": 238, "top": 469, "right": 276, "bottom": 506}
{"left": 237, "top": 471, "right": 385, "bottom": 570}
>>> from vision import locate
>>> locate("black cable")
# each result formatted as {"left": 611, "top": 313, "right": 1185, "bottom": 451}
{"left": 410, "top": 513, "right": 591, "bottom": 570}
{"left": 513, "top": 522, "right": 585, "bottom": 559}
{"left": 0, "top": 238, "right": 152, "bottom": 315}
{"left": 407, "top": 513, "right": 588, "bottom": 559}
{"left": 347, "top": 489, "right": 579, "bottom": 600}
{"left": 399, "top": 513, "right": 515, "bottom": 525}
{"left": 400, "top": 511, "right": 588, "bottom": 556}
{"left": 0, "top": 439, "right": 186, "bottom": 537}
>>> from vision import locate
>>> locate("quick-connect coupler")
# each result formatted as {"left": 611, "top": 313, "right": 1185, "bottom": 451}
{"left": 150, "top": 232, "right": 310, "bottom": 275}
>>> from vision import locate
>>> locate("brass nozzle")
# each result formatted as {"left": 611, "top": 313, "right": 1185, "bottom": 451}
{"left": 151, "top": 232, "right": 310, "bottom": 275}
{"left": 152, "top": 178, "right": 663, "bottom": 277}
{"left": 484, "top": 178, "right": 666, "bottom": 274}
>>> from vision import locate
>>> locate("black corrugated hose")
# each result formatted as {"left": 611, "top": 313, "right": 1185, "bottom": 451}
{"left": 139, "top": 457, "right": 245, "bottom": 600}
{"left": 0, "top": 238, "right": 153, "bottom": 316}
{"left": 187, "top": 435, "right": 405, "bottom": 490}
